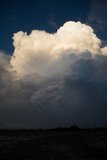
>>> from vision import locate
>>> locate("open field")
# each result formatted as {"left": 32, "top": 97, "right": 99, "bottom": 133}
{"left": 0, "top": 128, "right": 107, "bottom": 160}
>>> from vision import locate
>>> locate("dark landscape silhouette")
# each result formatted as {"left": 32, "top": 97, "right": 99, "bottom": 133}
{"left": 0, "top": 125, "right": 107, "bottom": 160}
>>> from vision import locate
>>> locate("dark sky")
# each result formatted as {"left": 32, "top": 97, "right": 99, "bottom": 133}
{"left": 1, "top": 0, "right": 107, "bottom": 53}
{"left": 0, "top": 0, "right": 93, "bottom": 53}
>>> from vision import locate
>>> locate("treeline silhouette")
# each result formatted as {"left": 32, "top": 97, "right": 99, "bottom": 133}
{"left": 0, "top": 124, "right": 107, "bottom": 132}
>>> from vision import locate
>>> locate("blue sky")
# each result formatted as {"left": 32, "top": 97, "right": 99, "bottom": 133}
{"left": 0, "top": 0, "right": 91, "bottom": 53}
{"left": 1, "top": 0, "right": 107, "bottom": 54}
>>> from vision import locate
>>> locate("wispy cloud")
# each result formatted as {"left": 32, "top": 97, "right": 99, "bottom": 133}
{"left": 47, "top": 14, "right": 57, "bottom": 29}
{"left": 88, "top": 0, "right": 107, "bottom": 31}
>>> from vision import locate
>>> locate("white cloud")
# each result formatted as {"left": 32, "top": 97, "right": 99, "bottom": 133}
{"left": 1, "top": 21, "right": 107, "bottom": 128}
{"left": 101, "top": 46, "right": 107, "bottom": 55}
{"left": 10, "top": 21, "right": 103, "bottom": 81}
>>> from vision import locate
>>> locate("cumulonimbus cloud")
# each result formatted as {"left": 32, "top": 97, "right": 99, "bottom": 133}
{"left": 10, "top": 21, "right": 106, "bottom": 80}
{"left": 1, "top": 21, "right": 107, "bottom": 128}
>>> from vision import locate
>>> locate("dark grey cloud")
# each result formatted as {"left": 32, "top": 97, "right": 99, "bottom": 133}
{"left": 31, "top": 53, "right": 107, "bottom": 127}
{"left": 0, "top": 52, "right": 37, "bottom": 128}
{"left": 1, "top": 51, "right": 107, "bottom": 128}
